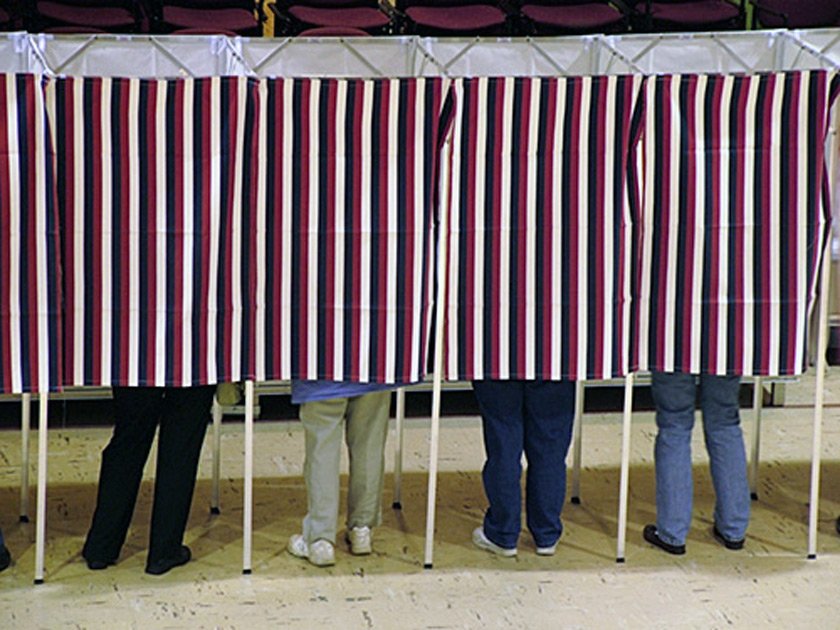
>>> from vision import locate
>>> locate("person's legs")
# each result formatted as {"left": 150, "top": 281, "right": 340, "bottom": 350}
{"left": 699, "top": 374, "right": 750, "bottom": 543}
{"left": 300, "top": 397, "right": 348, "bottom": 545}
{"left": 522, "top": 380, "right": 575, "bottom": 549}
{"left": 472, "top": 380, "right": 525, "bottom": 550}
{"left": 83, "top": 387, "right": 164, "bottom": 565}
{"left": 651, "top": 371, "right": 697, "bottom": 547}
{"left": 344, "top": 390, "right": 391, "bottom": 530}
{"left": 147, "top": 385, "right": 214, "bottom": 566}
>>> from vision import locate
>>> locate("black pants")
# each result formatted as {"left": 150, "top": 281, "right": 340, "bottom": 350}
{"left": 83, "top": 386, "right": 214, "bottom": 565}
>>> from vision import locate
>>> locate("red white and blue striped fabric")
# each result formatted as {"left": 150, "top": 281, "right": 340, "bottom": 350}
{"left": 636, "top": 71, "right": 839, "bottom": 376}
{"left": 443, "top": 75, "right": 644, "bottom": 381}
{"left": 247, "top": 77, "right": 452, "bottom": 384}
{"left": 49, "top": 76, "right": 255, "bottom": 387}
{"left": 0, "top": 74, "right": 61, "bottom": 393}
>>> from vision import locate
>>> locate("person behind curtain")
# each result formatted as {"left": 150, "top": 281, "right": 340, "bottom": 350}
{"left": 470, "top": 380, "right": 576, "bottom": 557}
{"left": 82, "top": 386, "right": 215, "bottom": 575}
{"left": 643, "top": 372, "right": 750, "bottom": 555}
{"left": 287, "top": 380, "right": 394, "bottom": 567}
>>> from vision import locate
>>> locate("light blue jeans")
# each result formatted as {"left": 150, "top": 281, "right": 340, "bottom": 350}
{"left": 651, "top": 372, "right": 750, "bottom": 546}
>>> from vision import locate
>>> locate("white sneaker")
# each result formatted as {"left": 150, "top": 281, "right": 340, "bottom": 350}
{"left": 536, "top": 543, "right": 557, "bottom": 556}
{"left": 309, "top": 539, "right": 335, "bottom": 567}
{"left": 346, "top": 526, "right": 372, "bottom": 555}
{"left": 287, "top": 534, "right": 335, "bottom": 567}
{"left": 472, "top": 527, "right": 517, "bottom": 557}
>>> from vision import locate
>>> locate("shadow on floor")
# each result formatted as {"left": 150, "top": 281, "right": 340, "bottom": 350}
{"left": 2, "top": 460, "right": 840, "bottom": 583}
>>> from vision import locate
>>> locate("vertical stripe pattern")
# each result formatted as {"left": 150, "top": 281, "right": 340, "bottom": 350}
{"left": 0, "top": 74, "right": 61, "bottom": 393}
{"left": 637, "top": 71, "right": 837, "bottom": 376}
{"left": 443, "top": 76, "right": 644, "bottom": 381}
{"left": 249, "top": 77, "right": 452, "bottom": 384}
{"left": 51, "top": 76, "right": 253, "bottom": 387}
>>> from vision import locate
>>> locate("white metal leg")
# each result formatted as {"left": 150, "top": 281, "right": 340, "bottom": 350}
{"left": 34, "top": 394, "right": 48, "bottom": 584}
{"left": 616, "top": 374, "right": 634, "bottom": 563}
{"left": 211, "top": 396, "right": 223, "bottom": 515}
{"left": 393, "top": 388, "right": 405, "bottom": 510}
{"left": 570, "top": 380, "right": 584, "bottom": 504}
{"left": 808, "top": 241, "right": 831, "bottom": 560}
{"left": 423, "top": 143, "right": 451, "bottom": 571}
{"left": 748, "top": 377, "right": 763, "bottom": 501}
{"left": 423, "top": 373, "right": 443, "bottom": 569}
{"left": 20, "top": 393, "right": 31, "bottom": 522}
{"left": 243, "top": 381, "right": 254, "bottom": 574}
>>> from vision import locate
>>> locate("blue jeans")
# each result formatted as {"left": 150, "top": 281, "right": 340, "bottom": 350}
{"left": 472, "top": 380, "right": 575, "bottom": 549}
{"left": 651, "top": 372, "right": 750, "bottom": 546}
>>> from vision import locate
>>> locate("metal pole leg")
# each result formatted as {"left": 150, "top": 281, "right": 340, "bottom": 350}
{"left": 749, "top": 377, "right": 762, "bottom": 501}
{"left": 570, "top": 381, "right": 584, "bottom": 505}
{"left": 34, "top": 394, "right": 48, "bottom": 584}
{"left": 423, "top": 376, "right": 442, "bottom": 569}
{"left": 393, "top": 388, "right": 405, "bottom": 510}
{"left": 20, "top": 393, "right": 31, "bottom": 523}
{"left": 808, "top": 241, "right": 831, "bottom": 560}
{"left": 243, "top": 381, "right": 254, "bottom": 574}
{"left": 211, "top": 396, "right": 222, "bottom": 515}
{"left": 616, "top": 374, "right": 634, "bottom": 563}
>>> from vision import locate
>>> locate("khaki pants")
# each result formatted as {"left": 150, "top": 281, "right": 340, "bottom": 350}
{"left": 300, "top": 390, "right": 391, "bottom": 545}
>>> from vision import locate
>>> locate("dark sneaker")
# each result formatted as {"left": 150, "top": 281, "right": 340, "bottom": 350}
{"left": 145, "top": 545, "right": 191, "bottom": 576}
{"left": 84, "top": 556, "right": 116, "bottom": 571}
{"left": 643, "top": 524, "right": 686, "bottom": 555}
{"left": 713, "top": 525, "right": 744, "bottom": 550}
{"left": 0, "top": 544, "right": 10, "bottom": 572}
{"left": 836, "top": 516, "right": 840, "bottom": 536}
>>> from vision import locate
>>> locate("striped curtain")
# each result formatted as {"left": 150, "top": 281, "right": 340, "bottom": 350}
{"left": 0, "top": 74, "right": 61, "bottom": 393}
{"left": 636, "top": 71, "right": 839, "bottom": 376}
{"left": 246, "top": 77, "right": 452, "bottom": 384}
{"left": 50, "top": 76, "right": 255, "bottom": 387}
{"left": 443, "top": 75, "right": 644, "bottom": 381}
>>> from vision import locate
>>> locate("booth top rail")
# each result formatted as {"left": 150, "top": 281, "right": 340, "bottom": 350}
{"left": 0, "top": 29, "right": 839, "bottom": 79}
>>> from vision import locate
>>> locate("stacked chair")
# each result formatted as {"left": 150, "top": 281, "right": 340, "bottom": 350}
{"left": 516, "top": 0, "right": 629, "bottom": 35}
{"left": 752, "top": 0, "right": 840, "bottom": 29}
{"left": 394, "top": 0, "right": 510, "bottom": 36}
{"left": 632, "top": 0, "right": 745, "bottom": 32}
{"left": 270, "top": 0, "right": 391, "bottom": 36}
{"left": 146, "top": 0, "right": 265, "bottom": 35}
{"left": 30, "top": 0, "right": 146, "bottom": 32}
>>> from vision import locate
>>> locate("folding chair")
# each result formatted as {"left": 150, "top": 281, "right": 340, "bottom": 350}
{"left": 751, "top": 0, "right": 840, "bottom": 29}
{"left": 395, "top": 0, "right": 510, "bottom": 36}
{"left": 148, "top": 0, "right": 265, "bottom": 35}
{"left": 632, "top": 0, "right": 745, "bottom": 32}
{"left": 517, "top": 0, "right": 629, "bottom": 36}
{"left": 270, "top": 0, "right": 390, "bottom": 36}
{"left": 32, "top": 0, "right": 145, "bottom": 33}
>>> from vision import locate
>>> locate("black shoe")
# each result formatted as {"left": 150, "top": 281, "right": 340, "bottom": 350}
{"left": 85, "top": 557, "right": 116, "bottom": 571}
{"left": 712, "top": 525, "right": 744, "bottom": 550}
{"left": 836, "top": 516, "right": 840, "bottom": 536}
{"left": 0, "top": 545, "right": 10, "bottom": 572}
{"left": 643, "top": 524, "right": 686, "bottom": 555}
{"left": 145, "top": 545, "right": 191, "bottom": 576}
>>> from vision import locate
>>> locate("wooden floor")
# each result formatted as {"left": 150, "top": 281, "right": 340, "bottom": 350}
{"left": 1, "top": 372, "right": 840, "bottom": 628}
